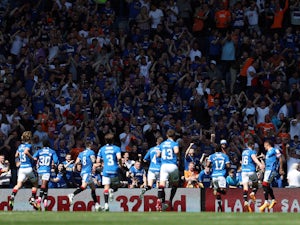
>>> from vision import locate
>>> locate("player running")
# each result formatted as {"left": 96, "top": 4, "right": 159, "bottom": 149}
{"left": 9, "top": 131, "right": 39, "bottom": 210}
{"left": 157, "top": 129, "right": 179, "bottom": 211}
{"left": 206, "top": 145, "right": 231, "bottom": 212}
{"left": 33, "top": 140, "right": 59, "bottom": 211}
{"left": 96, "top": 133, "right": 122, "bottom": 211}
{"left": 259, "top": 139, "right": 284, "bottom": 212}
{"left": 241, "top": 140, "right": 265, "bottom": 212}
{"left": 68, "top": 141, "right": 101, "bottom": 211}
{"left": 139, "top": 137, "right": 163, "bottom": 199}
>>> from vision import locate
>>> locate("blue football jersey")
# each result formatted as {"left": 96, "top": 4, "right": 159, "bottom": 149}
{"left": 98, "top": 144, "right": 121, "bottom": 177}
{"left": 17, "top": 143, "right": 33, "bottom": 168}
{"left": 77, "top": 149, "right": 95, "bottom": 176}
{"left": 160, "top": 139, "right": 178, "bottom": 165}
{"left": 143, "top": 145, "right": 161, "bottom": 172}
{"left": 129, "top": 166, "right": 145, "bottom": 184}
{"left": 198, "top": 170, "right": 212, "bottom": 188}
{"left": 56, "top": 172, "right": 67, "bottom": 188}
{"left": 265, "top": 147, "right": 281, "bottom": 171}
{"left": 62, "top": 160, "right": 74, "bottom": 181}
{"left": 33, "top": 147, "right": 59, "bottom": 174}
{"left": 241, "top": 148, "right": 257, "bottom": 172}
{"left": 208, "top": 152, "right": 230, "bottom": 177}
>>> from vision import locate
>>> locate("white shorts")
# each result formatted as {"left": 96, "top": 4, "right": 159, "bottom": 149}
{"left": 18, "top": 167, "right": 37, "bottom": 183}
{"left": 147, "top": 170, "right": 160, "bottom": 184}
{"left": 263, "top": 170, "right": 276, "bottom": 183}
{"left": 212, "top": 176, "right": 226, "bottom": 189}
{"left": 81, "top": 173, "right": 93, "bottom": 184}
{"left": 39, "top": 173, "right": 51, "bottom": 181}
{"left": 102, "top": 176, "right": 120, "bottom": 187}
{"left": 241, "top": 171, "right": 258, "bottom": 184}
{"left": 160, "top": 164, "right": 179, "bottom": 183}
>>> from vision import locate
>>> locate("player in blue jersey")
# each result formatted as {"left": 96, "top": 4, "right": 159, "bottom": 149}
{"left": 259, "top": 139, "right": 284, "bottom": 212}
{"left": 241, "top": 140, "right": 264, "bottom": 212}
{"left": 9, "top": 131, "right": 39, "bottom": 210}
{"left": 96, "top": 133, "right": 122, "bottom": 211}
{"left": 206, "top": 145, "right": 231, "bottom": 212}
{"left": 33, "top": 140, "right": 59, "bottom": 210}
{"left": 139, "top": 137, "right": 163, "bottom": 199}
{"left": 68, "top": 141, "right": 101, "bottom": 211}
{"left": 157, "top": 129, "right": 179, "bottom": 211}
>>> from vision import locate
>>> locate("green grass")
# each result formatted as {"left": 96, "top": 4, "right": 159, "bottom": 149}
{"left": 1, "top": 212, "right": 300, "bottom": 225}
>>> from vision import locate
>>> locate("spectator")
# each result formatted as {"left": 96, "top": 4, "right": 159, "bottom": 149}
{"left": 0, "top": 154, "right": 11, "bottom": 188}
{"left": 119, "top": 124, "right": 135, "bottom": 153}
{"left": 123, "top": 152, "right": 135, "bottom": 169}
{"left": 128, "top": 160, "right": 147, "bottom": 188}
{"left": 286, "top": 163, "right": 300, "bottom": 187}
{"left": 149, "top": 3, "right": 164, "bottom": 32}
{"left": 177, "top": 0, "right": 193, "bottom": 30}
{"left": 245, "top": 1, "right": 261, "bottom": 36}
{"left": 286, "top": 135, "right": 300, "bottom": 175}
{"left": 198, "top": 165, "right": 212, "bottom": 188}
{"left": 226, "top": 169, "right": 241, "bottom": 188}
{"left": 51, "top": 163, "right": 68, "bottom": 188}
{"left": 253, "top": 93, "right": 274, "bottom": 124}
{"left": 182, "top": 161, "right": 199, "bottom": 188}
{"left": 71, "top": 162, "right": 82, "bottom": 188}
{"left": 62, "top": 153, "right": 74, "bottom": 187}
{"left": 184, "top": 142, "right": 200, "bottom": 172}
{"left": 135, "top": 6, "right": 151, "bottom": 34}
{"left": 290, "top": 114, "right": 300, "bottom": 140}
{"left": 269, "top": 0, "right": 289, "bottom": 32}
{"left": 214, "top": 3, "right": 231, "bottom": 34}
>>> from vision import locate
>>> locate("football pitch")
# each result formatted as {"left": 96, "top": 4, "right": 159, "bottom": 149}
{"left": 1, "top": 212, "right": 300, "bottom": 225}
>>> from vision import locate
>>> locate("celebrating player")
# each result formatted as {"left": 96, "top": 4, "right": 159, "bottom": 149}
{"left": 96, "top": 133, "right": 122, "bottom": 211}
{"left": 9, "top": 131, "right": 39, "bottom": 210}
{"left": 68, "top": 141, "right": 101, "bottom": 211}
{"left": 33, "top": 140, "right": 59, "bottom": 210}
{"left": 206, "top": 144, "right": 231, "bottom": 212}
{"left": 259, "top": 139, "right": 284, "bottom": 212}
{"left": 139, "top": 136, "right": 163, "bottom": 199}
{"left": 157, "top": 129, "right": 179, "bottom": 211}
{"left": 241, "top": 140, "right": 265, "bottom": 212}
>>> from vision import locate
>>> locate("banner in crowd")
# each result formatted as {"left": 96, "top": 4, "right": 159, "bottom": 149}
{"left": 205, "top": 188, "right": 300, "bottom": 212}
{"left": 0, "top": 188, "right": 201, "bottom": 212}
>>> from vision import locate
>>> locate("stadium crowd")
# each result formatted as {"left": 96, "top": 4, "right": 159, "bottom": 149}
{"left": 0, "top": 0, "right": 300, "bottom": 193}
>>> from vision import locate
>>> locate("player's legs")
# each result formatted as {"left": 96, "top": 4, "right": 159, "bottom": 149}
{"left": 68, "top": 174, "right": 89, "bottom": 205}
{"left": 36, "top": 174, "right": 50, "bottom": 210}
{"left": 88, "top": 182, "right": 99, "bottom": 204}
{"left": 157, "top": 176, "right": 167, "bottom": 212}
{"left": 140, "top": 171, "right": 157, "bottom": 199}
{"left": 11, "top": 168, "right": 28, "bottom": 197}
{"left": 10, "top": 168, "right": 36, "bottom": 210}
{"left": 168, "top": 167, "right": 179, "bottom": 208}
{"left": 249, "top": 172, "right": 259, "bottom": 203}
{"left": 241, "top": 172, "right": 252, "bottom": 212}
{"left": 213, "top": 177, "right": 226, "bottom": 212}
{"left": 217, "top": 176, "right": 227, "bottom": 195}
{"left": 28, "top": 169, "right": 38, "bottom": 202}
{"left": 158, "top": 164, "right": 169, "bottom": 208}
{"left": 102, "top": 176, "right": 117, "bottom": 211}
{"left": 42, "top": 180, "right": 49, "bottom": 210}
{"left": 260, "top": 170, "right": 276, "bottom": 212}
{"left": 212, "top": 178, "right": 222, "bottom": 211}
{"left": 265, "top": 171, "right": 277, "bottom": 209}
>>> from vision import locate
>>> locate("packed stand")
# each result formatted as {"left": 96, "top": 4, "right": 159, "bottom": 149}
{"left": 0, "top": 0, "right": 299, "bottom": 190}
